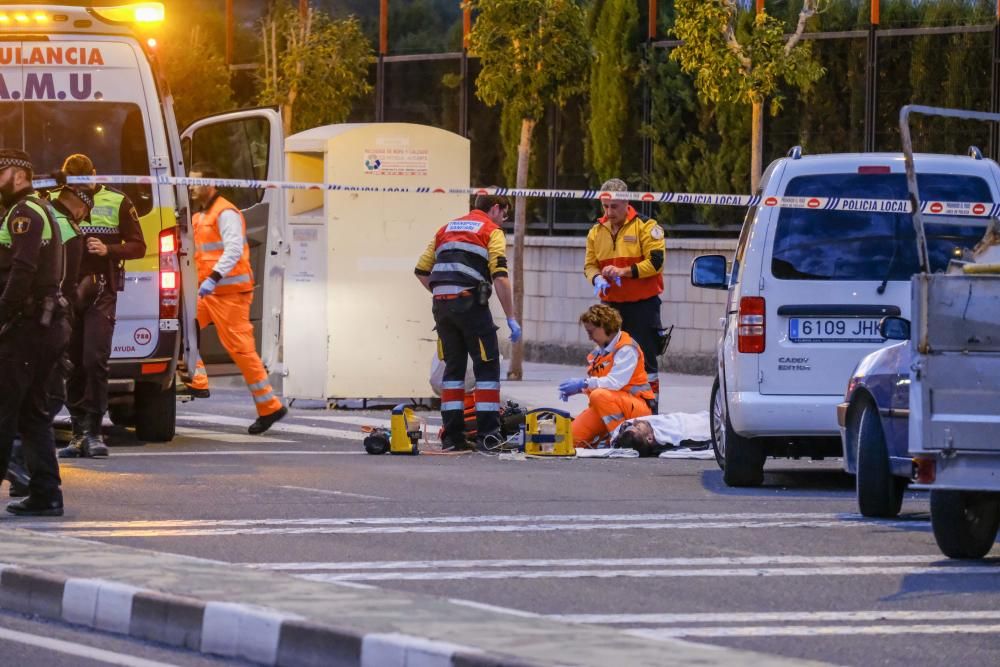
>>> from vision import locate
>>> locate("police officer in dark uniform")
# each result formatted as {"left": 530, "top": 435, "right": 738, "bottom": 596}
{"left": 6, "top": 173, "right": 90, "bottom": 498}
{"left": 0, "top": 148, "right": 70, "bottom": 516}
{"left": 58, "top": 154, "right": 145, "bottom": 459}
{"left": 414, "top": 194, "right": 522, "bottom": 451}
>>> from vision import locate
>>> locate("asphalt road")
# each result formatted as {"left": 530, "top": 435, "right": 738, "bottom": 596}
{"left": 4, "top": 387, "right": 999, "bottom": 667}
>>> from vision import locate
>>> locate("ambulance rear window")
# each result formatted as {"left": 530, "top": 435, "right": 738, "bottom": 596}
{"left": 0, "top": 101, "right": 152, "bottom": 216}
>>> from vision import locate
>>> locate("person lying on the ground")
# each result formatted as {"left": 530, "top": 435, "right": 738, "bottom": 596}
{"left": 610, "top": 412, "right": 712, "bottom": 457}
{"left": 558, "top": 304, "right": 654, "bottom": 448}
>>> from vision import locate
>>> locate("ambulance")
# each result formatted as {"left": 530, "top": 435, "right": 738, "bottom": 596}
{"left": 0, "top": 3, "right": 285, "bottom": 441}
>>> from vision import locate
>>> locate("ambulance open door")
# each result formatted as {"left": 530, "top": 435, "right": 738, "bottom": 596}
{"left": 180, "top": 108, "right": 285, "bottom": 380}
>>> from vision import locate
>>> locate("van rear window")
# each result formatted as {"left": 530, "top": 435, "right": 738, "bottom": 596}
{"left": 771, "top": 173, "right": 991, "bottom": 281}
{"left": 0, "top": 101, "right": 152, "bottom": 216}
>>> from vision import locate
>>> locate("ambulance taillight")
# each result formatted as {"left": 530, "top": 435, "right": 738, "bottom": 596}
{"left": 158, "top": 229, "right": 178, "bottom": 319}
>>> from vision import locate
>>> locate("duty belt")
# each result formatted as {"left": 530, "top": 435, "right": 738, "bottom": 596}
{"left": 433, "top": 290, "right": 473, "bottom": 301}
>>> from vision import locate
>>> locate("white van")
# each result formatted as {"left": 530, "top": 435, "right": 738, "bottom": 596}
{"left": 0, "top": 3, "right": 285, "bottom": 441}
{"left": 691, "top": 149, "right": 999, "bottom": 487}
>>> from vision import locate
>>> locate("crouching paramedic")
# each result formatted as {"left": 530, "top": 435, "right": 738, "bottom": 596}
{"left": 558, "top": 304, "right": 653, "bottom": 448}
{"left": 414, "top": 193, "right": 521, "bottom": 451}
{"left": 183, "top": 163, "right": 287, "bottom": 435}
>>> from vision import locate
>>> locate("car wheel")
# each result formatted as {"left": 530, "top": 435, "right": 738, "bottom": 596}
{"left": 134, "top": 378, "right": 176, "bottom": 443}
{"left": 710, "top": 378, "right": 725, "bottom": 471}
{"left": 855, "top": 401, "right": 905, "bottom": 518}
{"left": 930, "top": 490, "right": 1000, "bottom": 559}
{"left": 714, "top": 380, "right": 765, "bottom": 487}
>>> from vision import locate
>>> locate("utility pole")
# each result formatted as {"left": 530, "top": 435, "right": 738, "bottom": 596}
{"left": 460, "top": 3, "right": 471, "bottom": 138}
{"left": 991, "top": 0, "right": 1000, "bottom": 159}
{"left": 641, "top": 0, "right": 657, "bottom": 218}
{"left": 225, "top": 0, "right": 233, "bottom": 66}
{"left": 376, "top": 0, "right": 387, "bottom": 122}
{"left": 864, "top": 1, "right": 879, "bottom": 152}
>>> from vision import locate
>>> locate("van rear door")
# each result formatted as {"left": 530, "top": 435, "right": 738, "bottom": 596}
{"left": 759, "top": 168, "right": 993, "bottom": 396}
{"left": 181, "top": 108, "right": 284, "bottom": 371}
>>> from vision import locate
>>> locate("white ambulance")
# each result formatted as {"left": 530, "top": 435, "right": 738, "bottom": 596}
{"left": 0, "top": 3, "right": 285, "bottom": 441}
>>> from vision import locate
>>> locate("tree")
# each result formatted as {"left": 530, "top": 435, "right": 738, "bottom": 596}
{"left": 160, "top": 25, "right": 234, "bottom": 130}
{"left": 466, "top": 0, "right": 590, "bottom": 380}
{"left": 671, "top": 0, "right": 826, "bottom": 190}
{"left": 587, "top": 0, "right": 639, "bottom": 182}
{"left": 258, "top": 4, "right": 373, "bottom": 136}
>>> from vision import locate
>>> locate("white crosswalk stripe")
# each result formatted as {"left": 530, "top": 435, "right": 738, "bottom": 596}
{"left": 17, "top": 511, "right": 928, "bottom": 538}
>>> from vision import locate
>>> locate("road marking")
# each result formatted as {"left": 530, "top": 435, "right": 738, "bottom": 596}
{"left": 554, "top": 610, "right": 1000, "bottom": 625}
{"left": 302, "top": 414, "right": 396, "bottom": 427}
{"left": 106, "top": 451, "right": 365, "bottom": 458}
{"left": 278, "top": 485, "right": 389, "bottom": 501}
{"left": 175, "top": 426, "right": 293, "bottom": 444}
{"left": 299, "top": 564, "right": 996, "bottom": 583}
{"left": 0, "top": 625, "right": 182, "bottom": 667}
{"left": 629, "top": 623, "right": 1000, "bottom": 639}
{"left": 244, "top": 554, "right": 941, "bottom": 571}
{"left": 18, "top": 511, "right": 930, "bottom": 538}
{"left": 179, "top": 414, "right": 366, "bottom": 441}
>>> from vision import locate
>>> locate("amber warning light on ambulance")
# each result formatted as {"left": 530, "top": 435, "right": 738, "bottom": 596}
{"left": 91, "top": 3, "right": 164, "bottom": 25}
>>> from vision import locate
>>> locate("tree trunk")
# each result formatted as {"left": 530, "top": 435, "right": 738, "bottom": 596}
{"left": 507, "top": 117, "right": 536, "bottom": 381}
{"left": 751, "top": 99, "right": 764, "bottom": 192}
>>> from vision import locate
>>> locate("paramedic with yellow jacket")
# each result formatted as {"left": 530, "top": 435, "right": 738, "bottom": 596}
{"left": 183, "top": 163, "right": 287, "bottom": 435}
{"left": 584, "top": 178, "right": 665, "bottom": 412}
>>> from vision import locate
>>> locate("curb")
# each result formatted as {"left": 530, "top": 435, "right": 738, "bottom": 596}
{"left": 0, "top": 563, "right": 547, "bottom": 667}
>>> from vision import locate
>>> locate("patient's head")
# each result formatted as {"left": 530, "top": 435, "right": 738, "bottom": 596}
{"left": 614, "top": 420, "right": 657, "bottom": 457}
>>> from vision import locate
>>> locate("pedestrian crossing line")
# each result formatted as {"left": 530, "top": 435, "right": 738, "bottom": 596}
{"left": 553, "top": 610, "right": 1000, "bottom": 625}
{"left": 628, "top": 623, "right": 1000, "bottom": 639}
{"left": 278, "top": 485, "right": 389, "bottom": 501}
{"left": 16, "top": 511, "right": 931, "bottom": 538}
{"left": 174, "top": 426, "right": 294, "bottom": 444}
{"left": 178, "top": 414, "right": 366, "bottom": 441}
{"left": 299, "top": 564, "right": 995, "bottom": 583}
{"left": 108, "top": 451, "right": 366, "bottom": 458}
{"left": 245, "top": 554, "right": 941, "bottom": 571}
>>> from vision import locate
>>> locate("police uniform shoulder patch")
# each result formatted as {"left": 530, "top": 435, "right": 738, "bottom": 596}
{"left": 650, "top": 225, "right": 665, "bottom": 240}
{"left": 11, "top": 216, "right": 31, "bottom": 235}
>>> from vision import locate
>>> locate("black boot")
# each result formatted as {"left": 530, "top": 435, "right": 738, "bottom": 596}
{"left": 82, "top": 414, "right": 108, "bottom": 458}
{"left": 248, "top": 406, "right": 288, "bottom": 435}
{"left": 7, "top": 491, "right": 63, "bottom": 517}
{"left": 57, "top": 415, "right": 89, "bottom": 458}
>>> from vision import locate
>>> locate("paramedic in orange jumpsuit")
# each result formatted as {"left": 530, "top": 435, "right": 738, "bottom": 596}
{"left": 183, "top": 163, "right": 287, "bottom": 434}
{"left": 559, "top": 304, "right": 653, "bottom": 448}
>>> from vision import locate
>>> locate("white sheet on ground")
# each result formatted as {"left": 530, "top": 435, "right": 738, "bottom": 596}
{"left": 609, "top": 411, "right": 711, "bottom": 446}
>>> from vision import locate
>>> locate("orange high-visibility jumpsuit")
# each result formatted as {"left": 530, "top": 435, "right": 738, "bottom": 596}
{"left": 571, "top": 331, "right": 654, "bottom": 448}
{"left": 186, "top": 195, "right": 283, "bottom": 418}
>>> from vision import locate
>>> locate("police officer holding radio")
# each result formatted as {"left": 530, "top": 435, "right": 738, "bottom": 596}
{"left": 415, "top": 194, "right": 521, "bottom": 451}
{"left": 58, "top": 154, "right": 145, "bottom": 459}
{"left": 0, "top": 148, "right": 70, "bottom": 516}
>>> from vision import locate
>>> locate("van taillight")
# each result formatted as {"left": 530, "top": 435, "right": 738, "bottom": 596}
{"left": 738, "top": 296, "right": 766, "bottom": 353}
{"left": 159, "top": 228, "right": 178, "bottom": 319}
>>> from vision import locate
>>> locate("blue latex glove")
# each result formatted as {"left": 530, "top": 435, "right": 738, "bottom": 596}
{"left": 198, "top": 277, "right": 217, "bottom": 297}
{"left": 507, "top": 318, "right": 522, "bottom": 343}
{"left": 593, "top": 275, "right": 611, "bottom": 298}
{"left": 612, "top": 274, "right": 622, "bottom": 287}
{"left": 558, "top": 378, "right": 587, "bottom": 401}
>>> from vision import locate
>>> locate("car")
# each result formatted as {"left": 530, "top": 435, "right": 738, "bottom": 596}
{"left": 692, "top": 149, "right": 999, "bottom": 487}
{"left": 838, "top": 327, "right": 913, "bottom": 517}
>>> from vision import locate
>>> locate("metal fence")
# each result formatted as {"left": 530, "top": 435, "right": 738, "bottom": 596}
{"left": 325, "top": 21, "right": 1000, "bottom": 237}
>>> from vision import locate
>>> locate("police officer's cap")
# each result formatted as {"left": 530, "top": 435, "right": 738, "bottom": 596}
{"left": 0, "top": 148, "right": 32, "bottom": 172}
